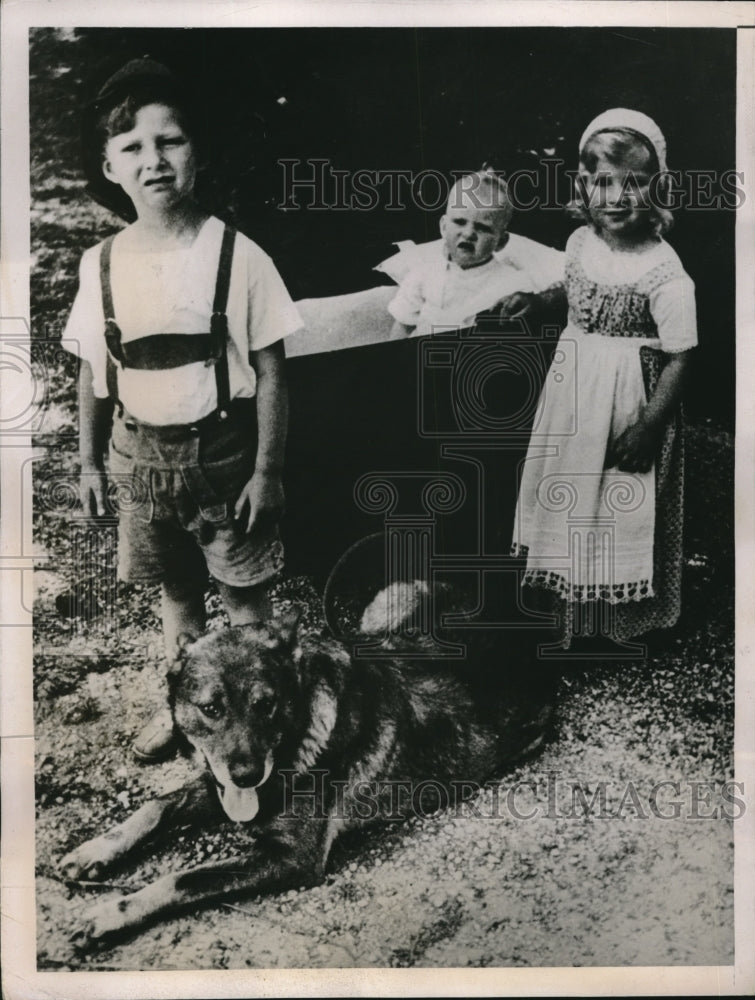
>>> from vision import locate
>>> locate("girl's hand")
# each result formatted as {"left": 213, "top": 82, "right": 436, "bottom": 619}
{"left": 79, "top": 464, "right": 108, "bottom": 517}
{"left": 389, "top": 320, "right": 414, "bottom": 340}
{"left": 492, "top": 291, "right": 537, "bottom": 320}
{"left": 234, "top": 469, "right": 285, "bottom": 535}
{"left": 606, "top": 420, "right": 659, "bottom": 473}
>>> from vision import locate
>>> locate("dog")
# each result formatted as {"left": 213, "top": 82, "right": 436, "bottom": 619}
{"left": 60, "top": 582, "right": 555, "bottom": 948}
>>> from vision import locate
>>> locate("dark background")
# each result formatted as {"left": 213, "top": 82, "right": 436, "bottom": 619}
{"left": 31, "top": 26, "right": 736, "bottom": 425}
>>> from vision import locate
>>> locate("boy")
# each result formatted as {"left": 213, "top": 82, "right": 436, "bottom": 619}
{"left": 66, "top": 58, "right": 303, "bottom": 762}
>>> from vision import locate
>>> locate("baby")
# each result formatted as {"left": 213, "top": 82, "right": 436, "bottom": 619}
{"left": 388, "top": 170, "right": 536, "bottom": 338}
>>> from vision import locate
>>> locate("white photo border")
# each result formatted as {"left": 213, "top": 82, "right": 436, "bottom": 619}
{"left": 2, "top": 2, "right": 753, "bottom": 997}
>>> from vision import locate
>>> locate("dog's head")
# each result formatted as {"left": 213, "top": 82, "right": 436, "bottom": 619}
{"left": 168, "top": 613, "right": 302, "bottom": 823}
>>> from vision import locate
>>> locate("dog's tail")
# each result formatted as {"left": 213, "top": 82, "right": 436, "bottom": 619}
{"left": 323, "top": 532, "right": 442, "bottom": 642}
{"left": 358, "top": 579, "right": 430, "bottom": 635}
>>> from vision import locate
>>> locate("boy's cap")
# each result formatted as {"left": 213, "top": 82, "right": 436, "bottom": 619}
{"left": 93, "top": 57, "right": 180, "bottom": 110}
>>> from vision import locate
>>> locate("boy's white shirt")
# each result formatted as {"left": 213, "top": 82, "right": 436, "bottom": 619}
{"left": 64, "top": 215, "right": 303, "bottom": 425}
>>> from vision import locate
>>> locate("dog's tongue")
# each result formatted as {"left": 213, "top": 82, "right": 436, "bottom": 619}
{"left": 220, "top": 783, "right": 260, "bottom": 823}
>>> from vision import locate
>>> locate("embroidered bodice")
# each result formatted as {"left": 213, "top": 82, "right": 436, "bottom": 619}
{"left": 565, "top": 228, "right": 680, "bottom": 339}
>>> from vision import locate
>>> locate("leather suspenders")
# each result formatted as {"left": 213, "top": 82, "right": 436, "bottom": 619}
{"left": 210, "top": 224, "right": 235, "bottom": 418}
{"left": 99, "top": 233, "right": 121, "bottom": 406}
{"left": 99, "top": 224, "right": 237, "bottom": 419}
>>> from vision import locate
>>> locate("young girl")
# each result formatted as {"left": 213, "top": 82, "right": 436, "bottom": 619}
{"left": 65, "top": 58, "right": 303, "bottom": 759}
{"left": 511, "top": 109, "right": 697, "bottom": 646}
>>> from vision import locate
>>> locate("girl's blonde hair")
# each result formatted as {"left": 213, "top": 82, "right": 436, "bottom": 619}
{"left": 567, "top": 128, "right": 674, "bottom": 236}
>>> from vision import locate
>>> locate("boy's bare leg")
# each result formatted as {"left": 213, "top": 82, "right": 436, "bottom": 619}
{"left": 216, "top": 580, "right": 271, "bottom": 626}
{"left": 134, "top": 576, "right": 206, "bottom": 763}
{"left": 160, "top": 576, "right": 207, "bottom": 658}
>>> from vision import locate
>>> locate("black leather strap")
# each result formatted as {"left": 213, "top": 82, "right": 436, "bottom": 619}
{"left": 211, "top": 226, "right": 236, "bottom": 416}
{"left": 99, "top": 224, "right": 238, "bottom": 417}
{"left": 99, "top": 235, "right": 121, "bottom": 405}
{"left": 99, "top": 234, "right": 117, "bottom": 321}
{"left": 118, "top": 332, "right": 219, "bottom": 370}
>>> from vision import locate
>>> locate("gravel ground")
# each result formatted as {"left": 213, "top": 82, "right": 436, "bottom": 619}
{"left": 33, "top": 425, "right": 734, "bottom": 972}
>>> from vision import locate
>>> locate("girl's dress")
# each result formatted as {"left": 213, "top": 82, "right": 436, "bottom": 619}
{"left": 512, "top": 226, "right": 697, "bottom": 644}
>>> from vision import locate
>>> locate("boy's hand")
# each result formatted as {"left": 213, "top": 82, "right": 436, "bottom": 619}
{"left": 234, "top": 469, "right": 285, "bottom": 534}
{"left": 606, "top": 420, "right": 659, "bottom": 473}
{"left": 79, "top": 464, "right": 108, "bottom": 517}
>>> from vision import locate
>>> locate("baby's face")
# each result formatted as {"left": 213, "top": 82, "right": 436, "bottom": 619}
{"left": 440, "top": 194, "right": 508, "bottom": 269}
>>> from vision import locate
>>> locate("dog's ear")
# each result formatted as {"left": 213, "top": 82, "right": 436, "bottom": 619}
{"left": 167, "top": 632, "right": 196, "bottom": 677}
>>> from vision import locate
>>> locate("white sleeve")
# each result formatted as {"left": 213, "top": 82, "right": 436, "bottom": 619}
{"left": 62, "top": 246, "right": 110, "bottom": 398}
{"left": 649, "top": 273, "right": 698, "bottom": 353}
{"left": 374, "top": 238, "right": 445, "bottom": 284}
{"left": 245, "top": 245, "right": 304, "bottom": 353}
{"left": 501, "top": 233, "right": 565, "bottom": 292}
{"left": 564, "top": 226, "right": 588, "bottom": 263}
{"left": 528, "top": 246, "right": 566, "bottom": 292}
{"left": 387, "top": 267, "right": 426, "bottom": 326}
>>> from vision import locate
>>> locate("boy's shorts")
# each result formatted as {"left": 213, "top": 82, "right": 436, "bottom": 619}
{"left": 108, "top": 401, "right": 284, "bottom": 588}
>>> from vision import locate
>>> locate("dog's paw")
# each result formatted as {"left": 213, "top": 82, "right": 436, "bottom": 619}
{"left": 70, "top": 896, "right": 128, "bottom": 951}
{"left": 60, "top": 839, "right": 111, "bottom": 881}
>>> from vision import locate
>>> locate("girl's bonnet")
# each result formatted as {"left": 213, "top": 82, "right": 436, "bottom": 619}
{"left": 579, "top": 108, "right": 668, "bottom": 172}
